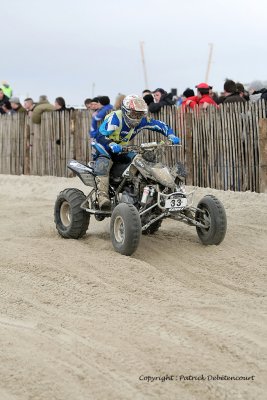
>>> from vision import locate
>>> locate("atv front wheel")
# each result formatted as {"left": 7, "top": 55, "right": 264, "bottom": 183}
{"left": 195, "top": 195, "right": 227, "bottom": 245}
{"left": 54, "top": 188, "right": 90, "bottom": 239}
{"left": 110, "top": 203, "right": 141, "bottom": 256}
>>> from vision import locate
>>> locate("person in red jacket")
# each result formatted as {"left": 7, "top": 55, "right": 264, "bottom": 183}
{"left": 182, "top": 83, "right": 219, "bottom": 110}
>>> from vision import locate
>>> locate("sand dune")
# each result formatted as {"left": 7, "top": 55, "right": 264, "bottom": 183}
{"left": 0, "top": 174, "right": 266, "bottom": 400}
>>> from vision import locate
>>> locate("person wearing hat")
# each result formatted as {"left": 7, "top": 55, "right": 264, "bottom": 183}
{"left": 148, "top": 88, "right": 175, "bottom": 113}
{"left": 9, "top": 97, "right": 27, "bottom": 113}
{"left": 0, "top": 88, "right": 11, "bottom": 114}
{"left": 182, "top": 83, "right": 218, "bottom": 109}
{"left": 1, "top": 81, "right": 13, "bottom": 98}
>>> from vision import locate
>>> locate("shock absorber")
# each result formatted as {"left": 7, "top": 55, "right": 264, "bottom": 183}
{"left": 141, "top": 186, "right": 150, "bottom": 205}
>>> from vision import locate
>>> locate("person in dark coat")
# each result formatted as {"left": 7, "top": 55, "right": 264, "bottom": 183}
{"left": 218, "top": 79, "right": 246, "bottom": 104}
{"left": 143, "top": 93, "right": 154, "bottom": 106}
{"left": 148, "top": 88, "right": 175, "bottom": 113}
{"left": 54, "top": 97, "right": 74, "bottom": 112}
{"left": 236, "top": 83, "right": 249, "bottom": 101}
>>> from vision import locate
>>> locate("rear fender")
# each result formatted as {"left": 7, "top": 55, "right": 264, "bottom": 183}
{"left": 67, "top": 160, "right": 96, "bottom": 187}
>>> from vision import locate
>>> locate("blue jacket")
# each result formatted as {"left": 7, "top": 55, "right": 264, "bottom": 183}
{"left": 90, "top": 104, "right": 113, "bottom": 138}
{"left": 92, "top": 110, "right": 175, "bottom": 156}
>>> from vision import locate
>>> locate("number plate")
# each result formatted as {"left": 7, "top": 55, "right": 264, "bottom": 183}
{"left": 165, "top": 196, "right": 187, "bottom": 211}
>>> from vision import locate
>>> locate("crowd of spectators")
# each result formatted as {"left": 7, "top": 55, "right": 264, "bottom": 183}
{"left": 1, "top": 78, "right": 267, "bottom": 125}
{"left": 0, "top": 81, "right": 75, "bottom": 124}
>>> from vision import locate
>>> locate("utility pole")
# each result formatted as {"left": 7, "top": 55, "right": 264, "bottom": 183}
{"left": 140, "top": 41, "right": 148, "bottom": 89}
{"left": 205, "top": 43, "right": 213, "bottom": 83}
{"left": 92, "top": 82, "right": 95, "bottom": 98}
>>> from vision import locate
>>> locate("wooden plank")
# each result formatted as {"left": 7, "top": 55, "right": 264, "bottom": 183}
{"left": 259, "top": 118, "right": 267, "bottom": 192}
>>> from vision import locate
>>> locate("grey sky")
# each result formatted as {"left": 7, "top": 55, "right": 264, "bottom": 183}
{"left": 2, "top": 0, "right": 267, "bottom": 106}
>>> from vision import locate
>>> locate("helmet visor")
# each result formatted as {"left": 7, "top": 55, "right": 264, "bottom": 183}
{"left": 128, "top": 110, "right": 146, "bottom": 119}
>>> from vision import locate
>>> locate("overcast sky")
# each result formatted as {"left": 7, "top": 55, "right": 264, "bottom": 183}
{"left": 2, "top": 0, "right": 267, "bottom": 106}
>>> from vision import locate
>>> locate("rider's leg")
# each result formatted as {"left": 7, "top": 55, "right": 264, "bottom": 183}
{"left": 94, "top": 155, "right": 113, "bottom": 209}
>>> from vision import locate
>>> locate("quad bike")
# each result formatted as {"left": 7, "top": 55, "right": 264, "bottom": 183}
{"left": 54, "top": 142, "right": 227, "bottom": 256}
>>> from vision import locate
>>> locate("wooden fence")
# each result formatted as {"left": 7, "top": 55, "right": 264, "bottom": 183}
{"left": 0, "top": 102, "right": 267, "bottom": 192}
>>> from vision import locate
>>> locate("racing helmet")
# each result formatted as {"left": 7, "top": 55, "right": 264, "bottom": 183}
{"left": 121, "top": 94, "right": 148, "bottom": 128}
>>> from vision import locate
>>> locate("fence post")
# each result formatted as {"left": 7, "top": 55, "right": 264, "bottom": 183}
{"left": 24, "top": 119, "right": 30, "bottom": 175}
{"left": 259, "top": 118, "right": 267, "bottom": 193}
{"left": 184, "top": 113, "right": 193, "bottom": 185}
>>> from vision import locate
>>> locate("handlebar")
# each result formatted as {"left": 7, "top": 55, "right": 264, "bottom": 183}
{"left": 121, "top": 141, "right": 181, "bottom": 153}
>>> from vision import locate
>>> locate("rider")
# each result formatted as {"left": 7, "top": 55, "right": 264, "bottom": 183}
{"left": 92, "top": 94, "right": 180, "bottom": 209}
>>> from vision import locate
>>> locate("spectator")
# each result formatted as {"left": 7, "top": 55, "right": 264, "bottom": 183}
{"left": 114, "top": 93, "right": 126, "bottom": 110}
{"left": 180, "top": 88, "right": 194, "bottom": 106}
{"left": 262, "top": 90, "right": 267, "bottom": 102}
{"left": 142, "top": 89, "right": 152, "bottom": 97}
{"left": 24, "top": 98, "right": 36, "bottom": 116}
{"left": 84, "top": 98, "right": 92, "bottom": 110}
{"left": 183, "top": 83, "right": 218, "bottom": 110}
{"left": 182, "top": 88, "right": 194, "bottom": 100}
{"left": 31, "top": 95, "right": 55, "bottom": 124}
{"left": 207, "top": 86, "right": 220, "bottom": 104}
{"left": 148, "top": 88, "right": 175, "bottom": 113}
{"left": 143, "top": 93, "right": 154, "bottom": 106}
{"left": 1, "top": 81, "right": 12, "bottom": 98}
{"left": 249, "top": 81, "right": 267, "bottom": 102}
{"left": 90, "top": 97, "right": 102, "bottom": 112}
{"left": 90, "top": 96, "right": 113, "bottom": 139}
{"left": 0, "top": 88, "right": 10, "bottom": 114}
{"left": 236, "top": 82, "right": 249, "bottom": 101}
{"left": 218, "top": 79, "right": 246, "bottom": 104}
{"left": 9, "top": 97, "right": 27, "bottom": 113}
{"left": 54, "top": 97, "right": 66, "bottom": 111}
{"left": 1, "top": 100, "right": 12, "bottom": 114}
{"left": 54, "top": 96, "right": 74, "bottom": 112}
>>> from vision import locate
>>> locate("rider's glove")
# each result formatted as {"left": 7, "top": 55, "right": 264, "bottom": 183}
{"left": 109, "top": 142, "right": 122, "bottom": 153}
{"left": 167, "top": 134, "right": 180, "bottom": 145}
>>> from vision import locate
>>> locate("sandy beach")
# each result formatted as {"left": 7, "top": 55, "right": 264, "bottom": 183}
{"left": 0, "top": 174, "right": 266, "bottom": 400}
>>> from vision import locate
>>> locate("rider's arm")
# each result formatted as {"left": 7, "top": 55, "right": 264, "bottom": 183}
{"left": 98, "top": 111, "right": 119, "bottom": 138}
{"left": 137, "top": 117, "right": 180, "bottom": 144}
{"left": 139, "top": 117, "right": 175, "bottom": 137}
{"left": 90, "top": 106, "right": 114, "bottom": 138}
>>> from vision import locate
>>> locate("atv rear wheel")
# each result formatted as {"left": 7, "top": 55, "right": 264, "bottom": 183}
{"left": 54, "top": 188, "right": 90, "bottom": 239}
{"left": 110, "top": 203, "right": 141, "bottom": 256}
{"left": 195, "top": 195, "right": 227, "bottom": 245}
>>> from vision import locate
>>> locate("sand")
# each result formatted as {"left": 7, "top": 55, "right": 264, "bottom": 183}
{"left": 0, "top": 174, "right": 266, "bottom": 400}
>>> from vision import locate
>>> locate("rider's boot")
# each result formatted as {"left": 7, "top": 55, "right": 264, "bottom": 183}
{"left": 96, "top": 175, "right": 111, "bottom": 209}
